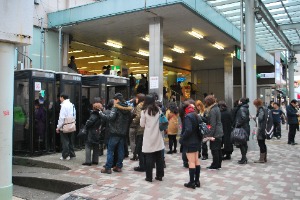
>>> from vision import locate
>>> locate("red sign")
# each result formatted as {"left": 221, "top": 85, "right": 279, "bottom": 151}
{"left": 3, "top": 110, "right": 9, "bottom": 116}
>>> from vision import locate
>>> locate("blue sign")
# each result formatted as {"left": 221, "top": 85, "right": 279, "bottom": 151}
{"left": 177, "top": 77, "right": 186, "bottom": 82}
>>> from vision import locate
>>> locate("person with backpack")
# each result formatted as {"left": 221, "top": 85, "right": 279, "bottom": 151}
{"left": 253, "top": 98, "right": 268, "bottom": 163}
{"left": 287, "top": 99, "right": 300, "bottom": 145}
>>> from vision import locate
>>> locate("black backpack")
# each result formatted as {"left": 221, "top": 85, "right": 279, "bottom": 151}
{"left": 263, "top": 107, "right": 274, "bottom": 140}
{"left": 198, "top": 115, "right": 210, "bottom": 138}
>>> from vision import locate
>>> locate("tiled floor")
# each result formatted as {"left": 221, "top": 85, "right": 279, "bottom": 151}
{"left": 55, "top": 129, "right": 300, "bottom": 200}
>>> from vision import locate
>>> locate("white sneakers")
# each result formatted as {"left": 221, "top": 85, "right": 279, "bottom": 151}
{"left": 60, "top": 156, "right": 70, "bottom": 161}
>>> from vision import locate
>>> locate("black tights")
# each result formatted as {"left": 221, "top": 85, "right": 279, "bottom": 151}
{"left": 257, "top": 139, "right": 267, "bottom": 153}
{"left": 168, "top": 135, "right": 177, "bottom": 151}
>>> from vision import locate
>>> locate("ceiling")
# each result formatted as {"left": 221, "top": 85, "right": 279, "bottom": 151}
{"left": 63, "top": 4, "right": 271, "bottom": 75}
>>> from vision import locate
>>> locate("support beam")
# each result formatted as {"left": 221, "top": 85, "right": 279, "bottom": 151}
{"left": 149, "top": 17, "right": 163, "bottom": 100}
{"left": 288, "top": 59, "right": 295, "bottom": 101}
{"left": 224, "top": 54, "right": 234, "bottom": 108}
{"left": 293, "top": 44, "right": 300, "bottom": 53}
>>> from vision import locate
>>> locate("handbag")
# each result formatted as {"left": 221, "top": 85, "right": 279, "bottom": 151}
{"left": 159, "top": 113, "right": 169, "bottom": 131}
{"left": 62, "top": 117, "right": 76, "bottom": 133}
{"left": 77, "top": 125, "right": 87, "bottom": 139}
{"left": 230, "top": 127, "right": 247, "bottom": 144}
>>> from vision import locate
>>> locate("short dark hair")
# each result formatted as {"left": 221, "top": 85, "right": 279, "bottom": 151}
{"left": 70, "top": 56, "right": 75, "bottom": 60}
{"left": 273, "top": 102, "right": 279, "bottom": 107}
{"left": 60, "top": 93, "right": 69, "bottom": 100}
{"left": 291, "top": 99, "right": 298, "bottom": 104}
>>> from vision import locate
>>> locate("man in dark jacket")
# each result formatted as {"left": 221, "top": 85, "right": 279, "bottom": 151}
{"left": 287, "top": 99, "right": 299, "bottom": 145}
{"left": 100, "top": 93, "right": 132, "bottom": 174}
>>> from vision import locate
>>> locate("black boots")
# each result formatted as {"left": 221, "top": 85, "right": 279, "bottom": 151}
{"left": 184, "top": 168, "right": 196, "bottom": 189}
{"left": 195, "top": 165, "right": 201, "bottom": 188}
{"left": 238, "top": 155, "right": 248, "bottom": 164}
{"left": 238, "top": 144, "right": 248, "bottom": 164}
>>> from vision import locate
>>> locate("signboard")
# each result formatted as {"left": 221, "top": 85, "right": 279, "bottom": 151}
{"left": 235, "top": 45, "right": 241, "bottom": 60}
{"left": 35, "top": 82, "right": 41, "bottom": 91}
{"left": 257, "top": 72, "right": 275, "bottom": 79}
{"left": 149, "top": 76, "right": 159, "bottom": 89}
{"left": 177, "top": 77, "right": 186, "bottom": 82}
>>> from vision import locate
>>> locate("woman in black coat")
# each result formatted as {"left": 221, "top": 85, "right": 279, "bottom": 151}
{"left": 218, "top": 101, "right": 233, "bottom": 160}
{"left": 82, "top": 102, "right": 103, "bottom": 166}
{"left": 233, "top": 97, "right": 250, "bottom": 164}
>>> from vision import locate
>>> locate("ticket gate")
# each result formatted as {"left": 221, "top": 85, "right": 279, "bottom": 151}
{"left": 14, "top": 69, "right": 56, "bottom": 155}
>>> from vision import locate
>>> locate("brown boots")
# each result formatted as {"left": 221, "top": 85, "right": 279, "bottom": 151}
{"left": 254, "top": 153, "right": 267, "bottom": 163}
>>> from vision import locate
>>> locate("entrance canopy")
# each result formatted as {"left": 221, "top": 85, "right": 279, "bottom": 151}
{"left": 48, "top": 0, "right": 274, "bottom": 73}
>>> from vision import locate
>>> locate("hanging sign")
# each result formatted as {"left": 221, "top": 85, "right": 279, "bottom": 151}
{"left": 35, "top": 82, "right": 42, "bottom": 91}
{"left": 150, "top": 76, "right": 159, "bottom": 89}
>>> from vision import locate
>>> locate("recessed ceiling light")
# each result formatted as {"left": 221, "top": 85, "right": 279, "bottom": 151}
{"left": 137, "top": 49, "right": 149, "bottom": 57}
{"left": 188, "top": 30, "right": 203, "bottom": 39}
{"left": 104, "top": 40, "right": 123, "bottom": 48}
{"left": 212, "top": 42, "right": 224, "bottom": 50}
{"left": 68, "top": 50, "right": 83, "bottom": 53}
{"left": 163, "top": 57, "right": 173, "bottom": 63}
{"left": 171, "top": 45, "right": 185, "bottom": 54}
{"left": 193, "top": 54, "right": 204, "bottom": 61}
{"left": 142, "top": 35, "right": 150, "bottom": 42}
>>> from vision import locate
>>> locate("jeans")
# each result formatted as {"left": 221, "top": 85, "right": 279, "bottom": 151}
{"left": 273, "top": 122, "right": 281, "bottom": 138}
{"left": 60, "top": 132, "right": 76, "bottom": 159}
{"left": 257, "top": 139, "right": 267, "bottom": 153}
{"left": 105, "top": 136, "right": 125, "bottom": 169}
{"left": 144, "top": 150, "right": 164, "bottom": 180}
{"left": 85, "top": 143, "right": 99, "bottom": 163}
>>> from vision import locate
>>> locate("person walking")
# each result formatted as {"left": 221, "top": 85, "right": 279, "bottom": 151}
{"left": 253, "top": 98, "right": 268, "bottom": 163}
{"left": 218, "top": 100, "right": 233, "bottom": 160}
{"left": 179, "top": 101, "right": 202, "bottom": 189}
{"left": 233, "top": 97, "right": 250, "bottom": 164}
{"left": 287, "top": 99, "right": 299, "bottom": 145}
{"left": 82, "top": 102, "right": 103, "bottom": 166}
{"left": 140, "top": 94, "right": 165, "bottom": 182}
{"left": 100, "top": 93, "right": 132, "bottom": 174}
{"left": 166, "top": 102, "right": 179, "bottom": 154}
{"left": 204, "top": 95, "right": 223, "bottom": 169}
{"left": 56, "top": 93, "right": 76, "bottom": 160}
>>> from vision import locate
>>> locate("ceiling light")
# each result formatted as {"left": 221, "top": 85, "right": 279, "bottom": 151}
{"left": 171, "top": 45, "right": 185, "bottom": 54}
{"left": 137, "top": 49, "right": 149, "bottom": 57}
{"left": 104, "top": 40, "right": 123, "bottom": 48}
{"left": 126, "top": 62, "right": 140, "bottom": 65}
{"left": 142, "top": 35, "right": 150, "bottom": 42}
{"left": 188, "top": 30, "right": 203, "bottom": 39}
{"left": 193, "top": 54, "right": 204, "bottom": 61}
{"left": 78, "top": 67, "right": 87, "bottom": 69}
{"left": 68, "top": 50, "right": 83, "bottom": 53}
{"left": 163, "top": 57, "right": 173, "bottom": 63}
{"left": 88, "top": 60, "right": 113, "bottom": 64}
{"left": 212, "top": 42, "right": 224, "bottom": 50}
{"left": 130, "top": 67, "right": 144, "bottom": 69}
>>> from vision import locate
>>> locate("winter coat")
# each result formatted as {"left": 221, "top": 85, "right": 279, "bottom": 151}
{"left": 220, "top": 108, "right": 233, "bottom": 152}
{"left": 234, "top": 103, "right": 250, "bottom": 139}
{"left": 140, "top": 109, "right": 165, "bottom": 153}
{"left": 166, "top": 109, "right": 179, "bottom": 135}
{"left": 286, "top": 104, "right": 299, "bottom": 125}
{"left": 206, "top": 104, "right": 224, "bottom": 139}
{"left": 180, "top": 112, "right": 202, "bottom": 149}
{"left": 85, "top": 110, "right": 102, "bottom": 145}
{"left": 130, "top": 102, "right": 145, "bottom": 135}
{"left": 100, "top": 102, "right": 132, "bottom": 137}
{"left": 102, "top": 109, "right": 111, "bottom": 144}
{"left": 256, "top": 106, "right": 266, "bottom": 140}
{"left": 34, "top": 106, "right": 46, "bottom": 139}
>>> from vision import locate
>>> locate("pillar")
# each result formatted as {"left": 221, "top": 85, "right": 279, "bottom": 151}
{"left": 149, "top": 17, "right": 163, "bottom": 100}
{"left": 288, "top": 59, "right": 295, "bottom": 101}
{"left": 0, "top": 42, "right": 15, "bottom": 200}
{"left": 245, "top": 0, "right": 257, "bottom": 150}
{"left": 224, "top": 55, "right": 234, "bottom": 108}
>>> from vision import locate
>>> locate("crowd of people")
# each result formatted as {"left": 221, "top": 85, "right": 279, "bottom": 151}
{"left": 55, "top": 90, "right": 299, "bottom": 189}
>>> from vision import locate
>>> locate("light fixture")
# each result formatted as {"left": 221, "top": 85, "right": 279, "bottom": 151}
{"left": 142, "top": 35, "right": 150, "bottom": 42}
{"left": 78, "top": 67, "right": 87, "bottom": 69}
{"left": 193, "top": 54, "right": 204, "bottom": 61}
{"left": 254, "top": 7, "right": 263, "bottom": 22}
{"left": 88, "top": 60, "right": 113, "bottom": 64}
{"left": 68, "top": 50, "right": 83, "bottom": 53}
{"left": 163, "top": 57, "right": 173, "bottom": 63}
{"left": 212, "top": 42, "right": 224, "bottom": 50}
{"left": 188, "top": 30, "right": 204, "bottom": 39}
{"left": 130, "top": 66, "right": 144, "bottom": 69}
{"left": 137, "top": 49, "right": 149, "bottom": 57}
{"left": 76, "top": 55, "right": 104, "bottom": 60}
{"left": 104, "top": 40, "right": 123, "bottom": 48}
{"left": 171, "top": 45, "right": 185, "bottom": 54}
{"left": 126, "top": 62, "right": 140, "bottom": 65}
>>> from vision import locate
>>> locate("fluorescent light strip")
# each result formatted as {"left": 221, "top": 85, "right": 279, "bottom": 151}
{"left": 193, "top": 54, "right": 204, "bottom": 61}
{"left": 171, "top": 45, "right": 185, "bottom": 54}
{"left": 212, "top": 42, "right": 224, "bottom": 50}
{"left": 163, "top": 57, "right": 173, "bottom": 63}
{"left": 137, "top": 49, "right": 149, "bottom": 57}
{"left": 104, "top": 40, "right": 123, "bottom": 48}
{"left": 68, "top": 50, "right": 83, "bottom": 53}
{"left": 78, "top": 67, "right": 87, "bottom": 69}
{"left": 188, "top": 30, "right": 203, "bottom": 39}
{"left": 76, "top": 55, "right": 104, "bottom": 60}
{"left": 142, "top": 35, "right": 150, "bottom": 42}
{"left": 88, "top": 60, "right": 113, "bottom": 64}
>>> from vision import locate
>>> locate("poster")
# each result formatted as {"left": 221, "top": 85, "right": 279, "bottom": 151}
{"left": 35, "top": 82, "right": 41, "bottom": 91}
{"left": 150, "top": 76, "right": 159, "bottom": 89}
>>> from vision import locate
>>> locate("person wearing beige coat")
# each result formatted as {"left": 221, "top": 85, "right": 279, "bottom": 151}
{"left": 140, "top": 94, "right": 165, "bottom": 182}
{"left": 166, "top": 102, "right": 179, "bottom": 154}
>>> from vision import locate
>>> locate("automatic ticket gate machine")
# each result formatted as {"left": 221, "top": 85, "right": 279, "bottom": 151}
{"left": 56, "top": 72, "right": 82, "bottom": 149}
{"left": 82, "top": 75, "right": 129, "bottom": 106}
{"left": 14, "top": 69, "right": 56, "bottom": 155}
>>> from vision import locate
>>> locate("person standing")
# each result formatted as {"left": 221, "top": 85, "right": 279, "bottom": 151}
{"left": 166, "top": 102, "right": 179, "bottom": 154}
{"left": 218, "top": 101, "right": 233, "bottom": 160}
{"left": 233, "top": 98, "right": 250, "bottom": 164}
{"left": 100, "top": 93, "right": 132, "bottom": 174}
{"left": 179, "top": 101, "right": 202, "bottom": 189}
{"left": 82, "top": 102, "right": 103, "bottom": 166}
{"left": 68, "top": 56, "right": 78, "bottom": 73}
{"left": 253, "top": 99, "right": 268, "bottom": 163}
{"left": 204, "top": 95, "right": 223, "bottom": 169}
{"left": 195, "top": 100, "right": 208, "bottom": 160}
{"left": 272, "top": 102, "right": 285, "bottom": 139}
{"left": 140, "top": 94, "right": 165, "bottom": 182}
{"left": 287, "top": 99, "right": 299, "bottom": 145}
{"left": 129, "top": 73, "right": 137, "bottom": 97}
{"left": 56, "top": 93, "right": 76, "bottom": 160}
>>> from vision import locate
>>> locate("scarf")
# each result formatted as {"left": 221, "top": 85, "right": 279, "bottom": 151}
{"left": 185, "top": 105, "right": 195, "bottom": 115}
{"left": 206, "top": 103, "right": 217, "bottom": 113}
